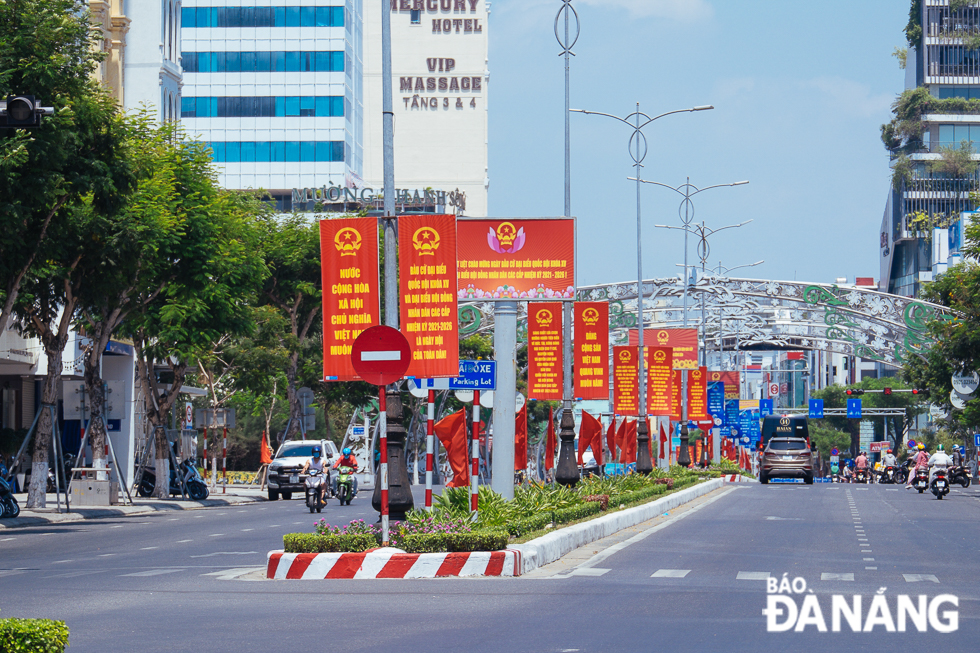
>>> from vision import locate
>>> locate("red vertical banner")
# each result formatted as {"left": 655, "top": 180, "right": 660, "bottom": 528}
{"left": 687, "top": 366, "right": 709, "bottom": 422}
{"left": 527, "top": 302, "right": 563, "bottom": 400}
{"left": 398, "top": 214, "right": 459, "bottom": 378}
{"left": 670, "top": 369, "right": 683, "bottom": 420}
{"left": 320, "top": 217, "right": 380, "bottom": 381}
{"left": 646, "top": 347, "right": 673, "bottom": 416}
{"left": 573, "top": 302, "right": 609, "bottom": 400}
{"left": 612, "top": 346, "right": 639, "bottom": 415}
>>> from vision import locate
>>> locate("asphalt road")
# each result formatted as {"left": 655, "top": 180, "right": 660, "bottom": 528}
{"left": 3, "top": 481, "right": 979, "bottom": 652}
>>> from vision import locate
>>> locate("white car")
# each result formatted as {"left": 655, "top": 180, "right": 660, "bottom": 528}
{"left": 267, "top": 439, "right": 339, "bottom": 501}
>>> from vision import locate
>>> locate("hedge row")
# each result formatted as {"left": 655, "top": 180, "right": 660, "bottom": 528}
{"left": 283, "top": 530, "right": 510, "bottom": 554}
{"left": 0, "top": 618, "right": 69, "bottom": 653}
{"left": 614, "top": 483, "right": 668, "bottom": 506}
{"left": 283, "top": 533, "right": 376, "bottom": 553}
{"left": 506, "top": 501, "right": 603, "bottom": 538}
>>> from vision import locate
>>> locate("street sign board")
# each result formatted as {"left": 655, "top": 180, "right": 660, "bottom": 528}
{"left": 869, "top": 441, "right": 890, "bottom": 453}
{"left": 768, "top": 382, "right": 779, "bottom": 397}
{"left": 975, "top": 433, "right": 980, "bottom": 448}
{"left": 952, "top": 371, "right": 979, "bottom": 396}
{"left": 808, "top": 398, "right": 824, "bottom": 419}
{"left": 950, "top": 390, "right": 968, "bottom": 410}
{"left": 847, "top": 398, "right": 862, "bottom": 419}
{"left": 759, "top": 399, "right": 774, "bottom": 417}
{"left": 351, "top": 325, "right": 412, "bottom": 386}
{"left": 413, "top": 359, "right": 497, "bottom": 390}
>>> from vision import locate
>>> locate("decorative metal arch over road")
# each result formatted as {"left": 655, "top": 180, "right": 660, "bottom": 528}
{"left": 459, "top": 276, "right": 959, "bottom": 368}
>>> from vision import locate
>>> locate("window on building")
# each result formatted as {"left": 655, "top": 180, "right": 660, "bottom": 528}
{"left": 410, "top": 9, "right": 421, "bottom": 24}
{"left": 207, "top": 141, "right": 345, "bottom": 162}
{"left": 181, "top": 51, "right": 344, "bottom": 73}
{"left": 181, "top": 96, "right": 344, "bottom": 118}
{"left": 937, "top": 123, "right": 980, "bottom": 148}
{"left": 182, "top": 6, "right": 344, "bottom": 28}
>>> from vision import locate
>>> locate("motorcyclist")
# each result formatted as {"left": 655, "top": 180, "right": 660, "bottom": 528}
{"left": 928, "top": 444, "right": 953, "bottom": 486}
{"left": 881, "top": 448, "right": 897, "bottom": 481}
{"left": 855, "top": 451, "right": 869, "bottom": 481}
{"left": 906, "top": 443, "right": 930, "bottom": 488}
{"left": 842, "top": 460, "right": 853, "bottom": 483}
{"left": 951, "top": 445, "right": 964, "bottom": 467}
{"left": 331, "top": 447, "right": 359, "bottom": 497}
{"left": 301, "top": 445, "right": 328, "bottom": 504}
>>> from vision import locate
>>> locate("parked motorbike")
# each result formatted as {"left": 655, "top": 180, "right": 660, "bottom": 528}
{"left": 0, "top": 475, "right": 20, "bottom": 518}
{"left": 336, "top": 465, "right": 355, "bottom": 506}
{"left": 930, "top": 468, "right": 950, "bottom": 500}
{"left": 912, "top": 467, "right": 930, "bottom": 494}
{"left": 137, "top": 460, "right": 209, "bottom": 500}
{"left": 949, "top": 465, "right": 972, "bottom": 488}
{"left": 305, "top": 468, "right": 326, "bottom": 513}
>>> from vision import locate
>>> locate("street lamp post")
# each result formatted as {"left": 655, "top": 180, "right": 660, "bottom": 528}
{"left": 570, "top": 105, "right": 713, "bottom": 474}
{"left": 642, "top": 178, "right": 748, "bottom": 466}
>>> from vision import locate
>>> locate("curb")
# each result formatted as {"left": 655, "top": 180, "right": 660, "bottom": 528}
{"left": 511, "top": 478, "right": 725, "bottom": 575}
{"left": 721, "top": 474, "right": 753, "bottom": 483}
{"left": 266, "top": 548, "right": 522, "bottom": 579}
{"left": 0, "top": 494, "right": 265, "bottom": 529}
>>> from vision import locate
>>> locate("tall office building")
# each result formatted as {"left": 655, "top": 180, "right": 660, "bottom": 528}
{"left": 361, "top": 0, "right": 489, "bottom": 216}
{"left": 180, "top": 1, "right": 363, "bottom": 199}
{"left": 124, "top": 0, "right": 184, "bottom": 121}
{"left": 880, "top": 0, "right": 980, "bottom": 297}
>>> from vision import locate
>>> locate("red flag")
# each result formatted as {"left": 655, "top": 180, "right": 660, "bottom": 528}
{"left": 620, "top": 419, "right": 637, "bottom": 464}
{"left": 259, "top": 431, "right": 273, "bottom": 465}
{"left": 545, "top": 408, "right": 556, "bottom": 471}
{"left": 578, "top": 411, "right": 603, "bottom": 467}
{"left": 435, "top": 409, "right": 469, "bottom": 488}
{"left": 659, "top": 421, "right": 668, "bottom": 461}
{"left": 515, "top": 404, "right": 528, "bottom": 471}
{"left": 605, "top": 417, "right": 616, "bottom": 462}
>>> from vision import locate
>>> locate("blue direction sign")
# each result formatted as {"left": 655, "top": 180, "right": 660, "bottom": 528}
{"left": 414, "top": 360, "right": 497, "bottom": 391}
{"left": 759, "top": 399, "right": 774, "bottom": 417}
{"left": 809, "top": 398, "right": 824, "bottom": 419}
{"left": 707, "top": 382, "right": 725, "bottom": 425}
{"left": 974, "top": 434, "right": 980, "bottom": 447}
{"left": 725, "top": 399, "right": 740, "bottom": 428}
{"left": 847, "top": 398, "right": 862, "bottom": 419}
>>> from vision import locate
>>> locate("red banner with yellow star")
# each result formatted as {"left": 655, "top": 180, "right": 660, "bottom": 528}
{"left": 573, "top": 302, "right": 609, "bottom": 400}
{"left": 613, "top": 346, "right": 639, "bottom": 415}
{"left": 527, "top": 302, "right": 563, "bottom": 400}
{"left": 320, "top": 217, "right": 380, "bottom": 381}
{"left": 646, "top": 346, "right": 673, "bottom": 416}
{"left": 398, "top": 214, "right": 459, "bottom": 378}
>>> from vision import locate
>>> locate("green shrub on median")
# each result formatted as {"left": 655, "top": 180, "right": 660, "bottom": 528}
{"left": 0, "top": 616, "right": 69, "bottom": 653}
{"left": 283, "top": 530, "right": 508, "bottom": 554}
{"left": 283, "top": 533, "right": 376, "bottom": 553}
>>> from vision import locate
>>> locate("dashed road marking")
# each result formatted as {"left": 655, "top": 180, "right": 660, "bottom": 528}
{"left": 241, "top": 528, "right": 253, "bottom": 532}
{"left": 44, "top": 570, "right": 107, "bottom": 579}
{"left": 1, "top": 537, "right": 15, "bottom": 542}
{"left": 141, "top": 546, "right": 158, "bottom": 550}
{"left": 866, "top": 567, "right": 878, "bottom": 570}
{"left": 208, "top": 534, "right": 223, "bottom": 537}
{"left": 121, "top": 568, "right": 185, "bottom": 577}
{"left": 569, "top": 567, "right": 609, "bottom": 577}
{"left": 904, "top": 574, "right": 939, "bottom": 583}
{"left": 821, "top": 573, "right": 854, "bottom": 581}
{"left": 98, "top": 553, "right": 115, "bottom": 557}
{"left": 737, "top": 571, "right": 770, "bottom": 580}
{"left": 864, "top": 558, "right": 874, "bottom": 561}
{"left": 652, "top": 569, "right": 691, "bottom": 578}
{"left": 177, "top": 539, "right": 192, "bottom": 543}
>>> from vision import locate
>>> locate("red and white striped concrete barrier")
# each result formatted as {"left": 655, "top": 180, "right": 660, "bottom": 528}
{"left": 267, "top": 548, "right": 522, "bottom": 579}
{"left": 721, "top": 474, "right": 751, "bottom": 483}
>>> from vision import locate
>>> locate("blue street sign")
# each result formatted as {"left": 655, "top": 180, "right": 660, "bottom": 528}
{"left": 415, "top": 360, "right": 497, "bottom": 391}
{"left": 707, "top": 382, "right": 726, "bottom": 426}
{"left": 739, "top": 409, "right": 760, "bottom": 444}
{"left": 759, "top": 399, "right": 774, "bottom": 417}
{"left": 974, "top": 434, "right": 980, "bottom": 447}
{"left": 830, "top": 447, "right": 839, "bottom": 456}
{"left": 809, "top": 398, "right": 824, "bottom": 419}
{"left": 847, "top": 398, "right": 862, "bottom": 419}
{"left": 725, "top": 399, "right": 740, "bottom": 429}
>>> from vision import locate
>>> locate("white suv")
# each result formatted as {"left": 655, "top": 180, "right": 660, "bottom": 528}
{"left": 267, "top": 439, "right": 339, "bottom": 501}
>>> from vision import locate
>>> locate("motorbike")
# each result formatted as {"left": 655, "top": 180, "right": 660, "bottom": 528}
{"left": 336, "top": 465, "right": 355, "bottom": 505}
{"left": 879, "top": 465, "right": 898, "bottom": 484}
{"left": 137, "top": 460, "right": 209, "bottom": 500}
{"left": 46, "top": 453, "right": 76, "bottom": 493}
{"left": 912, "top": 467, "right": 930, "bottom": 494}
{"left": 0, "top": 475, "right": 19, "bottom": 518}
{"left": 948, "top": 465, "right": 972, "bottom": 488}
{"left": 854, "top": 468, "right": 869, "bottom": 484}
{"left": 305, "top": 468, "right": 327, "bottom": 513}
{"left": 930, "top": 468, "right": 950, "bottom": 500}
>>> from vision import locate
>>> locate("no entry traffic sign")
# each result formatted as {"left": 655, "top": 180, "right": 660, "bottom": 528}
{"left": 351, "top": 325, "right": 411, "bottom": 386}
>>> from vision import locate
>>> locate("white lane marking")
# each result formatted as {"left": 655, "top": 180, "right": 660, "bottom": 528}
{"left": 201, "top": 567, "right": 264, "bottom": 580}
{"left": 862, "top": 550, "right": 873, "bottom": 553}
{"left": 44, "top": 570, "right": 108, "bottom": 579}
{"left": 765, "top": 516, "right": 802, "bottom": 521}
{"left": 866, "top": 567, "right": 878, "bottom": 570}
{"left": 858, "top": 538, "right": 869, "bottom": 542}
{"left": 569, "top": 567, "right": 609, "bottom": 576}
{"left": 190, "top": 551, "right": 257, "bottom": 558}
{"left": 864, "top": 558, "right": 875, "bottom": 561}
{"left": 268, "top": 524, "right": 280, "bottom": 528}
{"left": 0, "top": 570, "right": 26, "bottom": 578}
{"left": 111, "top": 525, "right": 124, "bottom": 529}
{"left": 194, "top": 515, "right": 204, "bottom": 519}
{"left": 121, "top": 568, "right": 185, "bottom": 577}
{"left": 737, "top": 572, "right": 770, "bottom": 580}
{"left": 98, "top": 553, "right": 115, "bottom": 557}
{"left": 168, "top": 518, "right": 179, "bottom": 521}
{"left": 208, "top": 534, "right": 223, "bottom": 537}
{"left": 176, "top": 539, "right": 192, "bottom": 543}
{"left": 821, "top": 573, "right": 854, "bottom": 581}
{"left": 557, "top": 487, "right": 740, "bottom": 574}
{"left": 292, "top": 521, "right": 303, "bottom": 525}
{"left": 52, "top": 560, "right": 72, "bottom": 564}
{"left": 241, "top": 528, "right": 254, "bottom": 532}
{"left": 904, "top": 574, "right": 939, "bottom": 583}
{"left": 886, "top": 489, "right": 899, "bottom": 492}
{"left": 652, "top": 569, "right": 691, "bottom": 578}
{"left": 1, "top": 537, "right": 15, "bottom": 542}
{"left": 141, "top": 547, "right": 159, "bottom": 550}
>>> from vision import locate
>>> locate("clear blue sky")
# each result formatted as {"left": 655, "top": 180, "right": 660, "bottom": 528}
{"left": 487, "top": 0, "right": 907, "bottom": 288}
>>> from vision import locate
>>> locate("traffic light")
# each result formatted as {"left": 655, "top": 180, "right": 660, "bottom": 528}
{"left": 0, "top": 96, "right": 53, "bottom": 128}
{"left": 911, "top": 388, "right": 928, "bottom": 397}
{"left": 845, "top": 388, "right": 864, "bottom": 396}
{"left": 883, "top": 387, "right": 892, "bottom": 395}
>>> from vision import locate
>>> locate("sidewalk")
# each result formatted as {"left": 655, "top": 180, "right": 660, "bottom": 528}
{"left": 0, "top": 486, "right": 267, "bottom": 530}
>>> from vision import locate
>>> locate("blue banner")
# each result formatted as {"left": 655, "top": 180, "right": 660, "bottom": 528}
{"left": 809, "top": 398, "right": 824, "bottom": 419}
{"left": 725, "top": 399, "right": 740, "bottom": 429}
{"left": 847, "top": 398, "right": 862, "bottom": 419}
{"left": 707, "top": 382, "right": 726, "bottom": 426}
{"left": 759, "top": 398, "right": 774, "bottom": 417}
{"left": 738, "top": 409, "right": 760, "bottom": 446}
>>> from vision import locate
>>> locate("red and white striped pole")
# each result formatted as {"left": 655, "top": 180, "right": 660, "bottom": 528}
{"left": 425, "top": 389, "right": 434, "bottom": 511}
{"left": 379, "top": 388, "right": 389, "bottom": 545}
{"left": 222, "top": 426, "right": 227, "bottom": 494}
{"left": 470, "top": 391, "right": 480, "bottom": 517}
{"left": 203, "top": 427, "right": 208, "bottom": 473}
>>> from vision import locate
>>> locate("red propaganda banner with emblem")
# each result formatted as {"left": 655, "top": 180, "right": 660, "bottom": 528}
{"left": 527, "top": 302, "right": 563, "bottom": 400}
{"left": 708, "top": 370, "right": 740, "bottom": 399}
{"left": 320, "top": 217, "right": 380, "bottom": 381}
{"left": 613, "top": 346, "right": 639, "bottom": 415}
{"left": 628, "top": 328, "right": 698, "bottom": 369}
{"left": 645, "top": 347, "right": 673, "bottom": 416}
{"left": 456, "top": 218, "right": 575, "bottom": 300}
{"left": 687, "top": 366, "right": 709, "bottom": 422}
{"left": 670, "top": 369, "right": 683, "bottom": 420}
{"left": 574, "top": 302, "right": 608, "bottom": 400}
{"left": 398, "top": 214, "right": 459, "bottom": 378}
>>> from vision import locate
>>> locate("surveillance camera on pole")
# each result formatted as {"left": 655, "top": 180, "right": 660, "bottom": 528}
{"left": 0, "top": 96, "right": 55, "bottom": 128}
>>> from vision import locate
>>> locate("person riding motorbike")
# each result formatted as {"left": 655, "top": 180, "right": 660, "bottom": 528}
{"left": 928, "top": 444, "right": 953, "bottom": 487}
{"left": 331, "top": 447, "right": 359, "bottom": 498}
{"left": 882, "top": 449, "right": 897, "bottom": 468}
{"left": 301, "top": 446, "right": 329, "bottom": 504}
{"left": 906, "top": 443, "right": 930, "bottom": 489}
{"left": 952, "top": 445, "right": 964, "bottom": 467}
{"left": 854, "top": 452, "right": 869, "bottom": 482}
